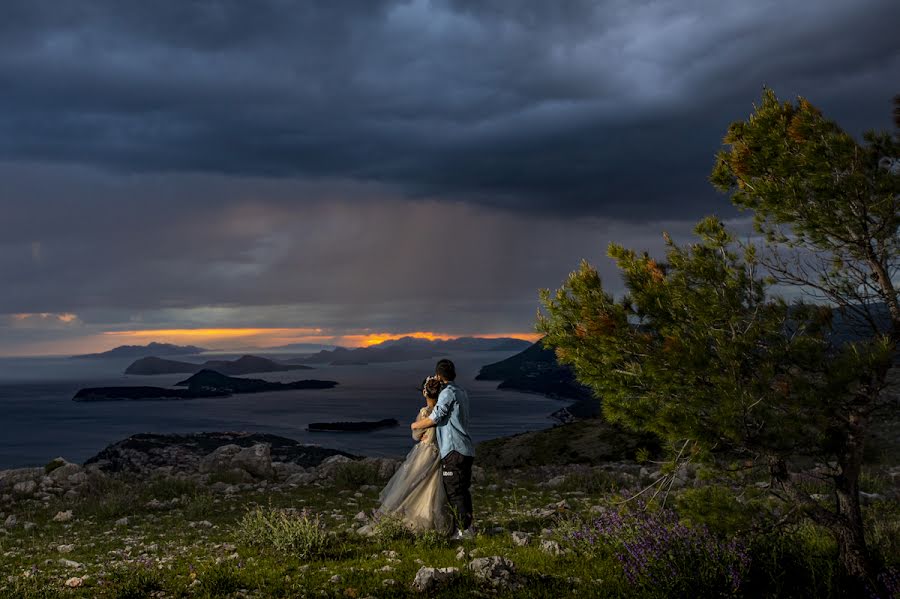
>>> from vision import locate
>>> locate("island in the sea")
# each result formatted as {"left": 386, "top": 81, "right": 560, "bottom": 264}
{"left": 477, "top": 339, "right": 599, "bottom": 422}
{"left": 124, "top": 354, "right": 314, "bottom": 375}
{"left": 70, "top": 341, "right": 208, "bottom": 359}
{"left": 72, "top": 369, "right": 338, "bottom": 401}
{"left": 307, "top": 418, "right": 399, "bottom": 432}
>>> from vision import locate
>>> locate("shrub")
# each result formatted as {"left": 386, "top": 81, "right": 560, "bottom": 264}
{"left": 743, "top": 523, "right": 838, "bottom": 598}
{"left": 234, "top": 505, "right": 331, "bottom": 559}
{"left": 144, "top": 474, "right": 200, "bottom": 499}
{"left": 555, "top": 468, "right": 617, "bottom": 494}
{"left": 183, "top": 492, "right": 216, "bottom": 521}
{"left": 675, "top": 485, "right": 772, "bottom": 537}
{"left": 332, "top": 461, "right": 383, "bottom": 488}
{"left": 416, "top": 528, "right": 450, "bottom": 549}
{"left": 72, "top": 472, "right": 136, "bottom": 520}
{"left": 43, "top": 459, "right": 65, "bottom": 474}
{"left": 196, "top": 560, "right": 244, "bottom": 596}
{"left": 561, "top": 502, "right": 751, "bottom": 598}
{"left": 103, "top": 562, "right": 164, "bottom": 598}
{"left": 370, "top": 512, "right": 414, "bottom": 544}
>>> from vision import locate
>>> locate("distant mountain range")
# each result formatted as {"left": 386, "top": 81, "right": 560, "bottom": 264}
{"left": 70, "top": 342, "right": 208, "bottom": 359}
{"left": 296, "top": 336, "right": 532, "bottom": 365}
{"left": 124, "top": 354, "right": 314, "bottom": 375}
{"left": 259, "top": 342, "right": 340, "bottom": 353}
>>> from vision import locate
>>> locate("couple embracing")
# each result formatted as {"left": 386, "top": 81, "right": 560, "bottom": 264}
{"left": 375, "top": 358, "right": 476, "bottom": 540}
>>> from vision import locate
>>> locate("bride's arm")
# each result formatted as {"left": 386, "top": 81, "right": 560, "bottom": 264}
{"left": 411, "top": 408, "right": 428, "bottom": 441}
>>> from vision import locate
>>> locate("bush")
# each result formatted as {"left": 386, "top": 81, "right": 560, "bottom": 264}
{"left": 370, "top": 513, "right": 414, "bottom": 544}
{"left": 742, "top": 523, "right": 839, "bottom": 598}
{"left": 555, "top": 468, "right": 617, "bottom": 494}
{"left": 196, "top": 560, "right": 245, "bottom": 596}
{"left": 103, "top": 562, "right": 164, "bottom": 598}
{"left": 332, "top": 461, "right": 383, "bottom": 488}
{"left": 675, "top": 485, "right": 772, "bottom": 537}
{"left": 234, "top": 505, "right": 331, "bottom": 559}
{"left": 144, "top": 474, "right": 200, "bottom": 499}
{"left": 72, "top": 472, "right": 136, "bottom": 520}
{"left": 183, "top": 492, "right": 216, "bottom": 521}
{"left": 561, "top": 502, "right": 751, "bottom": 598}
{"left": 43, "top": 458, "right": 65, "bottom": 474}
{"left": 416, "top": 528, "right": 451, "bottom": 549}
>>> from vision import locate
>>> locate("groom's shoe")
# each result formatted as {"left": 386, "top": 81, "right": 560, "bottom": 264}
{"left": 451, "top": 527, "right": 476, "bottom": 541}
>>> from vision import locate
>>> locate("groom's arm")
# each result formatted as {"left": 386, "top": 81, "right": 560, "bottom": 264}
{"left": 411, "top": 388, "right": 455, "bottom": 430}
{"left": 410, "top": 416, "right": 435, "bottom": 430}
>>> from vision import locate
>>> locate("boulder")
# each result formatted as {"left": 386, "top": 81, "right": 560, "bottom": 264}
{"left": 511, "top": 531, "right": 531, "bottom": 546}
{"left": 47, "top": 463, "right": 82, "bottom": 485}
{"left": 317, "top": 454, "right": 354, "bottom": 479}
{"left": 230, "top": 444, "right": 275, "bottom": 480}
{"left": 271, "top": 461, "right": 305, "bottom": 480}
{"left": 199, "top": 444, "right": 243, "bottom": 474}
{"left": 468, "top": 556, "right": 518, "bottom": 590}
{"left": 0, "top": 467, "right": 43, "bottom": 488}
{"left": 362, "top": 457, "right": 401, "bottom": 479}
{"left": 411, "top": 566, "right": 460, "bottom": 593}
{"left": 12, "top": 480, "right": 37, "bottom": 496}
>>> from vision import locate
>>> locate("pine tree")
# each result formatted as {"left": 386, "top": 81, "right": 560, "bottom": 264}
{"left": 538, "top": 91, "right": 898, "bottom": 594}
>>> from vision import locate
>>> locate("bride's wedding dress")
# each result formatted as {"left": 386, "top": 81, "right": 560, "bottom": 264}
{"left": 375, "top": 405, "right": 450, "bottom": 533}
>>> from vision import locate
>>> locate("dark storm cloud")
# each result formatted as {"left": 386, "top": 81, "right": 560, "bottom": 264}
{"left": 0, "top": 162, "right": 755, "bottom": 342}
{"left": 1, "top": 0, "right": 897, "bottom": 218}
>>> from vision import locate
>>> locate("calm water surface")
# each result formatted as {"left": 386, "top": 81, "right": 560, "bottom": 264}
{"left": 0, "top": 351, "right": 565, "bottom": 468}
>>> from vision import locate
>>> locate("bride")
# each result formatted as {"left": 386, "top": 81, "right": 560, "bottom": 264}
{"left": 373, "top": 376, "right": 451, "bottom": 534}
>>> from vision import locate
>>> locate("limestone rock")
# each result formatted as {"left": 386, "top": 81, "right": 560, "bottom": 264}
{"left": 199, "top": 444, "right": 243, "bottom": 473}
{"left": 231, "top": 443, "right": 274, "bottom": 480}
{"left": 48, "top": 463, "right": 82, "bottom": 485}
{"left": 411, "top": 566, "right": 460, "bottom": 593}
{"left": 317, "top": 455, "right": 354, "bottom": 479}
{"left": 540, "top": 539, "right": 562, "bottom": 556}
{"left": 12, "top": 480, "right": 37, "bottom": 496}
{"left": 468, "top": 556, "right": 518, "bottom": 590}
{"left": 58, "top": 558, "right": 82, "bottom": 568}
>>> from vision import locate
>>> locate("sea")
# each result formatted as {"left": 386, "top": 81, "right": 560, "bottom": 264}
{"left": 0, "top": 351, "right": 565, "bottom": 469}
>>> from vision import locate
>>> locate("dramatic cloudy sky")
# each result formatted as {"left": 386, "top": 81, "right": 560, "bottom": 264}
{"left": 1, "top": 0, "right": 898, "bottom": 356}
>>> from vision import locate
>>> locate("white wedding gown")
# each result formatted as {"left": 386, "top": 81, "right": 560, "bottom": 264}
{"left": 375, "top": 406, "right": 451, "bottom": 533}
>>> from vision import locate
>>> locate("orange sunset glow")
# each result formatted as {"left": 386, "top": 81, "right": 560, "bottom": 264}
{"left": 98, "top": 328, "right": 542, "bottom": 350}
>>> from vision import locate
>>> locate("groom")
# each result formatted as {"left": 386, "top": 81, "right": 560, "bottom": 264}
{"left": 410, "top": 358, "right": 475, "bottom": 539}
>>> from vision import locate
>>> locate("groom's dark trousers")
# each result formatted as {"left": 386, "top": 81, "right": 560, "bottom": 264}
{"left": 441, "top": 450, "right": 474, "bottom": 530}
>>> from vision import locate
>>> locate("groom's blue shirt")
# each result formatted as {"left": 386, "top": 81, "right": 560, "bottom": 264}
{"left": 430, "top": 382, "right": 475, "bottom": 459}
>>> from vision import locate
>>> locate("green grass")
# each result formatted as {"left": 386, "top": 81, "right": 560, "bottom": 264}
{"left": 0, "top": 464, "right": 897, "bottom": 599}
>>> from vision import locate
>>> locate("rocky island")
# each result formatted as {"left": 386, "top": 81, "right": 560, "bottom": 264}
{"left": 72, "top": 369, "right": 338, "bottom": 401}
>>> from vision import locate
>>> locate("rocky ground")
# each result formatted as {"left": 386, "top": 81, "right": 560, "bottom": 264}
{"left": 1, "top": 424, "right": 898, "bottom": 598}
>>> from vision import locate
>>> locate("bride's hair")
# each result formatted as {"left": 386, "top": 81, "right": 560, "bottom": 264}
{"left": 421, "top": 376, "right": 444, "bottom": 400}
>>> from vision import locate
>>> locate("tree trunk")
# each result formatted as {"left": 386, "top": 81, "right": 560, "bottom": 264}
{"left": 829, "top": 397, "right": 889, "bottom": 597}
{"left": 831, "top": 474, "right": 883, "bottom": 595}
